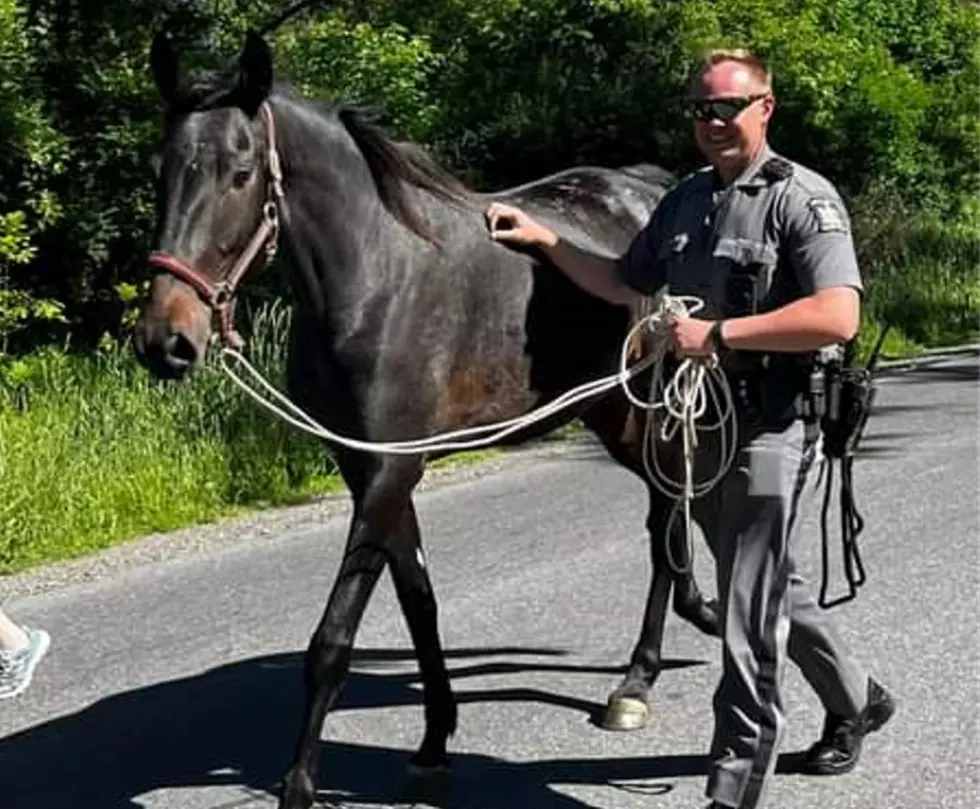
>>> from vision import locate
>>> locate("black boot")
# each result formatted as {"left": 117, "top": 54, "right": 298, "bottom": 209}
{"left": 802, "top": 678, "right": 896, "bottom": 776}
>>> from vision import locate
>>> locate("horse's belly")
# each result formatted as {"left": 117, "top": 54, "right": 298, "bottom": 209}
{"left": 435, "top": 353, "right": 540, "bottom": 429}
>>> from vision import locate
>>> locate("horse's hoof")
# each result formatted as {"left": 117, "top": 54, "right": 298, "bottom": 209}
{"left": 278, "top": 784, "right": 314, "bottom": 809}
{"left": 278, "top": 766, "right": 316, "bottom": 809}
{"left": 600, "top": 695, "right": 651, "bottom": 731}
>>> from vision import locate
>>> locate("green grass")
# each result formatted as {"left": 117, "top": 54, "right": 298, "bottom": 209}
{"left": 861, "top": 257, "right": 979, "bottom": 358}
{"left": 0, "top": 302, "right": 340, "bottom": 574}
{"left": 853, "top": 195, "right": 980, "bottom": 363}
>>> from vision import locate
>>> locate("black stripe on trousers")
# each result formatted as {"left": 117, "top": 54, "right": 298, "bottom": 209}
{"left": 739, "top": 433, "right": 818, "bottom": 809}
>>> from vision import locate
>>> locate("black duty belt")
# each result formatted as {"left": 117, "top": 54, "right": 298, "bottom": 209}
{"left": 722, "top": 352, "right": 815, "bottom": 428}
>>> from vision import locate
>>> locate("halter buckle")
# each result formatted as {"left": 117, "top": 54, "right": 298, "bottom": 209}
{"left": 211, "top": 281, "right": 233, "bottom": 307}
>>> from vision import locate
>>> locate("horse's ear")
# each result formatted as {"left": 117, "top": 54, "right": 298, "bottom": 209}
{"left": 237, "top": 30, "right": 273, "bottom": 116}
{"left": 150, "top": 31, "right": 179, "bottom": 104}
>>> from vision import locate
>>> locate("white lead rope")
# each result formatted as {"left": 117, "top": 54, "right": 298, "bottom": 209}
{"left": 641, "top": 355, "right": 738, "bottom": 574}
{"left": 217, "top": 294, "right": 738, "bottom": 572}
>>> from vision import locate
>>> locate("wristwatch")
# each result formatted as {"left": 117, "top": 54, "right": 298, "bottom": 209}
{"left": 708, "top": 320, "right": 728, "bottom": 354}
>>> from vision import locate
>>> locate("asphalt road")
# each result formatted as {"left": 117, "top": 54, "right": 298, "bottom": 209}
{"left": 1, "top": 357, "right": 977, "bottom": 809}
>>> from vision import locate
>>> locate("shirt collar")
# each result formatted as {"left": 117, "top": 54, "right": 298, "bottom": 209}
{"left": 708, "top": 143, "right": 777, "bottom": 190}
{"left": 734, "top": 143, "right": 778, "bottom": 188}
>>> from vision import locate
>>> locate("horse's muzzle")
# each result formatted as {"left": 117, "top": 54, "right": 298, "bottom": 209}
{"left": 133, "top": 315, "right": 201, "bottom": 380}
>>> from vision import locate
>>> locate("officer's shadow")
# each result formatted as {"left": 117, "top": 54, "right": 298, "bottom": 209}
{"left": 0, "top": 647, "right": 807, "bottom": 808}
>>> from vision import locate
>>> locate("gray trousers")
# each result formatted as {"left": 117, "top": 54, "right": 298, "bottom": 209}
{"left": 699, "top": 417, "right": 869, "bottom": 809}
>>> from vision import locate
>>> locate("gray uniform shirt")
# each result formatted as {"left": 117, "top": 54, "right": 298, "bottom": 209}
{"left": 618, "top": 144, "right": 863, "bottom": 324}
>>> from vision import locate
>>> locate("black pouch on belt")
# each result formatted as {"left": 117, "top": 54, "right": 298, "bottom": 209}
{"left": 821, "top": 331, "right": 889, "bottom": 459}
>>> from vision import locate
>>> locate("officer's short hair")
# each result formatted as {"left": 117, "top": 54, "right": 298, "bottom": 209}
{"left": 691, "top": 49, "right": 772, "bottom": 93}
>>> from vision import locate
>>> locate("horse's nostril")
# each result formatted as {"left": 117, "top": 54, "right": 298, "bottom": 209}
{"left": 164, "top": 332, "right": 199, "bottom": 367}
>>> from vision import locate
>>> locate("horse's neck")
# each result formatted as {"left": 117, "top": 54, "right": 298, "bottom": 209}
{"left": 273, "top": 99, "right": 392, "bottom": 321}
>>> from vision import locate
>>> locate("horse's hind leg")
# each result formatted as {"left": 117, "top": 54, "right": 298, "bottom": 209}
{"left": 671, "top": 488, "right": 722, "bottom": 637}
{"left": 278, "top": 456, "right": 425, "bottom": 809}
{"left": 585, "top": 399, "right": 720, "bottom": 731}
{"left": 600, "top": 486, "right": 720, "bottom": 732}
{"left": 600, "top": 488, "right": 674, "bottom": 731}
{"left": 386, "top": 501, "right": 456, "bottom": 774}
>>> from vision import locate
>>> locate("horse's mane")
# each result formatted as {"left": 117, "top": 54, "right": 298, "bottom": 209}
{"left": 332, "top": 103, "right": 475, "bottom": 243}
{"left": 165, "top": 70, "right": 474, "bottom": 245}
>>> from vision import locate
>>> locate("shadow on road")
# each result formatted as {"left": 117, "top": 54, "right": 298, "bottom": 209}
{"left": 0, "top": 645, "right": 763, "bottom": 808}
{"left": 894, "top": 360, "right": 979, "bottom": 384}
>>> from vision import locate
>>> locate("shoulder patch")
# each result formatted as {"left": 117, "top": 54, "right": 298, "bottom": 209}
{"left": 760, "top": 157, "right": 794, "bottom": 182}
{"left": 808, "top": 198, "right": 849, "bottom": 233}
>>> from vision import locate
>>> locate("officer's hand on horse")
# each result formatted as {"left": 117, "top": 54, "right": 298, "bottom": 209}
{"left": 670, "top": 316, "right": 715, "bottom": 358}
{"left": 485, "top": 203, "right": 558, "bottom": 248}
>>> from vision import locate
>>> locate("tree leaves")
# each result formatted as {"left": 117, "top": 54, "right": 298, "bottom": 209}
{"left": 0, "top": 0, "right": 975, "bottom": 349}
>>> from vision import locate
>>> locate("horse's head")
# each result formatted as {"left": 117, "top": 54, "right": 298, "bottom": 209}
{"left": 134, "top": 30, "right": 281, "bottom": 379}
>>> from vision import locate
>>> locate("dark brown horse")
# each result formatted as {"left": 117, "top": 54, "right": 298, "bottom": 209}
{"left": 134, "top": 30, "right": 719, "bottom": 809}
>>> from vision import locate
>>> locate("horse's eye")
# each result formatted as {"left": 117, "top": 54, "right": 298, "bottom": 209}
{"left": 232, "top": 168, "right": 252, "bottom": 189}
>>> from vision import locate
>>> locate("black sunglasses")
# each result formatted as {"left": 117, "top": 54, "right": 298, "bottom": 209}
{"left": 689, "top": 93, "right": 768, "bottom": 122}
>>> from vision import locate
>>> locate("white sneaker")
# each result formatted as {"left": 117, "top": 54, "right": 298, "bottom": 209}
{"left": 0, "top": 628, "right": 51, "bottom": 699}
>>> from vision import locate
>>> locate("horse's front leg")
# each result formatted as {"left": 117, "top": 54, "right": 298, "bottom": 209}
{"left": 386, "top": 501, "right": 456, "bottom": 774}
{"left": 278, "top": 457, "right": 423, "bottom": 809}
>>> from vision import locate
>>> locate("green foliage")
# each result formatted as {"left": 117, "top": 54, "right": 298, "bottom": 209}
{"left": 0, "top": 212, "right": 35, "bottom": 267}
{"left": 0, "top": 287, "right": 66, "bottom": 352}
{"left": 334, "top": 0, "right": 705, "bottom": 183}
{"left": 0, "top": 0, "right": 69, "bottom": 348}
{"left": 320, "top": 0, "right": 979, "bottom": 218}
{"left": 2, "top": 1, "right": 210, "bottom": 347}
{"left": 851, "top": 181, "right": 980, "bottom": 353}
{"left": 272, "top": 13, "right": 442, "bottom": 141}
{"left": 0, "top": 0, "right": 975, "bottom": 345}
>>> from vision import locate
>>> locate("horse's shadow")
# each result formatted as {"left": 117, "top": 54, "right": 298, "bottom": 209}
{"left": 0, "top": 646, "right": 810, "bottom": 808}
{"left": 0, "top": 646, "right": 730, "bottom": 808}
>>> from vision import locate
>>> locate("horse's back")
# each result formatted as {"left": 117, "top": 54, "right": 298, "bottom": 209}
{"left": 483, "top": 163, "right": 676, "bottom": 257}
{"left": 416, "top": 163, "right": 673, "bottom": 434}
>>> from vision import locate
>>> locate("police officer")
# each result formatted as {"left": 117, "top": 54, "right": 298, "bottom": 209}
{"left": 484, "top": 49, "right": 895, "bottom": 809}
